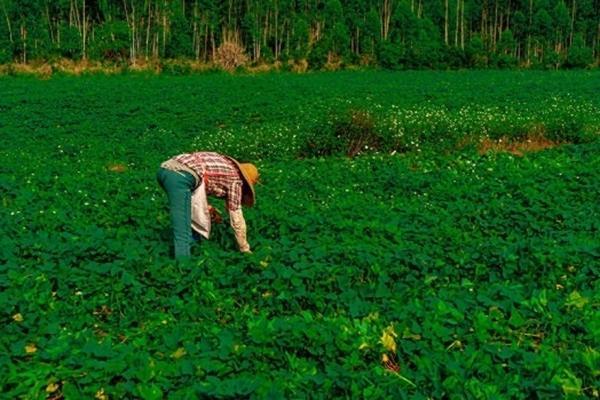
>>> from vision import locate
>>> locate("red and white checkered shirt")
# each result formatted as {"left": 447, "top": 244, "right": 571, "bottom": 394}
{"left": 173, "top": 152, "right": 243, "bottom": 211}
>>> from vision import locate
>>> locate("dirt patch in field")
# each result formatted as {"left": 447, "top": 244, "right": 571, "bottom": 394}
{"left": 107, "top": 163, "right": 128, "bottom": 173}
{"left": 478, "top": 135, "right": 563, "bottom": 156}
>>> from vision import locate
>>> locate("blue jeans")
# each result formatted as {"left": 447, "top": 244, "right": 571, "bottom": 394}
{"left": 157, "top": 167, "right": 196, "bottom": 258}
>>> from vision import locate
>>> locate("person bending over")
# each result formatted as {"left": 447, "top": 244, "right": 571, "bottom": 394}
{"left": 157, "top": 151, "right": 259, "bottom": 258}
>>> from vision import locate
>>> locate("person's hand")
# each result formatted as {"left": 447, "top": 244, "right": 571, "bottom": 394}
{"left": 209, "top": 205, "right": 223, "bottom": 224}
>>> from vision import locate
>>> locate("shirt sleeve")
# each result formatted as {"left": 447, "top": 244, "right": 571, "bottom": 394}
{"left": 227, "top": 180, "right": 243, "bottom": 211}
{"left": 229, "top": 208, "right": 250, "bottom": 252}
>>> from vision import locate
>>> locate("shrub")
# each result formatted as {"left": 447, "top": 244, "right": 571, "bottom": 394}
{"left": 444, "top": 47, "right": 468, "bottom": 69}
{"left": 492, "top": 53, "right": 518, "bottom": 69}
{"left": 0, "top": 40, "right": 12, "bottom": 63}
{"left": 89, "top": 21, "right": 129, "bottom": 62}
{"left": 376, "top": 41, "right": 405, "bottom": 70}
{"left": 215, "top": 33, "right": 248, "bottom": 71}
{"left": 161, "top": 60, "right": 192, "bottom": 75}
{"left": 466, "top": 35, "right": 488, "bottom": 68}
{"left": 57, "top": 25, "right": 83, "bottom": 59}
{"left": 307, "top": 39, "right": 330, "bottom": 70}
{"left": 542, "top": 49, "right": 563, "bottom": 70}
{"left": 565, "top": 34, "right": 593, "bottom": 68}
{"left": 300, "top": 108, "right": 382, "bottom": 158}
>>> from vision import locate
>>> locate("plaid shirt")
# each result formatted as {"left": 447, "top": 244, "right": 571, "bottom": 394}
{"left": 174, "top": 152, "right": 243, "bottom": 211}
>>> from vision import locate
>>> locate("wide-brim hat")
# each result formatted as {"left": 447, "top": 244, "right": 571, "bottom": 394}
{"left": 225, "top": 156, "right": 258, "bottom": 207}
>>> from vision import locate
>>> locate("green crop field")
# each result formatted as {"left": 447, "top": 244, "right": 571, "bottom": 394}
{"left": 1, "top": 71, "right": 599, "bottom": 399}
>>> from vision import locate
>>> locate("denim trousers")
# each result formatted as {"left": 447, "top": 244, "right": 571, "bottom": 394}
{"left": 157, "top": 167, "right": 196, "bottom": 258}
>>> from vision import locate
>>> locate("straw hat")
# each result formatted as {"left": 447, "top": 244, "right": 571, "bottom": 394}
{"left": 226, "top": 157, "right": 259, "bottom": 207}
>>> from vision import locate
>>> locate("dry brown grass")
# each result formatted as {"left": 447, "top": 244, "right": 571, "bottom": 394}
{"left": 215, "top": 31, "right": 248, "bottom": 72}
{"left": 127, "top": 59, "right": 161, "bottom": 74}
{"left": 18, "top": 63, "right": 53, "bottom": 78}
{"left": 324, "top": 52, "right": 343, "bottom": 71}
{"left": 0, "top": 59, "right": 162, "bottom": 77}
{"left": 358, "top": 54, "right": 377, "bottom": 67}
{"left": 290, "top": 59, "right": 309, "bottom": 73}
{"left": 188, "top": 61, "right": 217, "bottom": 73}
{"left": 1, "top": 62, "right": 52, "bottom": 78}
{"left": 0, "top": 59, "right": 125, "bottom": 77}
{"left": 478, "top": 134, "right": 562, "bottom": 156}
{"left": 0, "top": 57, "right": 319, "bottom": 76}
{"left": 52, "top": 59, "right": 121, "bottom": 75}
{"left": 246, "top": 62, "right": 279, "bottom": 74}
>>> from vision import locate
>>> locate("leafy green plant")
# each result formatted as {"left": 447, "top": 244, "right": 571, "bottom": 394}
{"left": 0, "top": 71, "right": 598, "bottom": 399}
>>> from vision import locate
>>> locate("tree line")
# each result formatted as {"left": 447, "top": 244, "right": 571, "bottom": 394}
{"left": 0, "top": 0, "right": 598, "bottom": 70}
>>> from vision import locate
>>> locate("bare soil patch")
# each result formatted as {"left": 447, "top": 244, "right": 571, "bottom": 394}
{"left": 478, "top": 135, "right": 563, "bottom": 156}
{"left": 107, "top": 163, "right": 128, "bottom": 173}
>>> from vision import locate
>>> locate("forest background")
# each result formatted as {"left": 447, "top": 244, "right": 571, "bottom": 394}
{"left": 0, "top": 0, "right": 598, "bottom": 74}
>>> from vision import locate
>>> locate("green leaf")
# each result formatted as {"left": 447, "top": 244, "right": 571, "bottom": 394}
{"left": 565, "top": 291, "right": 589, "bottom": 309}
{"left": 551, "top": 369, "right": 582, "bottom": 397}
{"left": 508, "top": 309, "right": 526, "bottom": 328}
{"left": 137, "top": 384, "right": 163, "bottom": 400}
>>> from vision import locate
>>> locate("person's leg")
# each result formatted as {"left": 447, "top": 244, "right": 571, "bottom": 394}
{"left": 157, "top": 168, "right": 195, "bottom": 258}
{"left": 192, "top": 229, "right": 203, "bottom": 241}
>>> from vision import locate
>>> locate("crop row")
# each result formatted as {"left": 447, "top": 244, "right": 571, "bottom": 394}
{"left": 1, "top": 74, "right": 598, "bottom": 169}
{"left": 1, "top": 71, "right": 599, "bottom": 398}
{"left": 2, "top": 143, "right": 599, "bottom": 398}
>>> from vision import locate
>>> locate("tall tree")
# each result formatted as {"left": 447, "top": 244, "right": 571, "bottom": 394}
{"left": 0, "top": 0, "right": 597, "bottom": 68}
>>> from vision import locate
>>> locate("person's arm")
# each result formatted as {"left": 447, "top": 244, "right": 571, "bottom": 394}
{"left": 229, "top": 208, "right": 250, "bottom": 252}
{"left": 227, "top": 180, "right": 250, "bottom": 252}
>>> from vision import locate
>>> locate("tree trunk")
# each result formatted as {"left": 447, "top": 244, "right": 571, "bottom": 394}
{"left": 492, "top": 0, "right": 498, "bottom": 50}
{"left": 570, "top": 0, "right": 576, "bottom": 46}
{"left": 132, "top": 2, "right": 137, "bottom": 63}
{"left": 596, "top": 19, "right": 600, "bottom": 59}
{"left": 123, "top": 0, "right": 131, "bottom": 61}
{"left": 162, "top": 2, "right": 167, "bottom": 58}
{"left": 204, "top": 22, "right": 208, "bottom": 62}
{"left": 461, "top": 0, "right": 465, "bottom": 49}
{"left": 45, "top": 3, "right": 54, "bottom": 45}
{"left": 211, "top": 30, "right": 215, "bottom": 61}
{"left": 73, "top": 0, "right": 81, "bottom": 31}
{"left": 286, "top": 26, "right": 290, "bottom": 58}
{"left": 444, "top": 0, "right": 449, "bottom": 45}
{"left": 146, "top": 0, "right": 152, "bottom": 59}
{"left": 275, "top": 0, "right": 279, "bottom": 59}
{"left": 263, "top": 8, "right": 269, "bottom": 48}
{"left": 527, "top": 0, "right": 532, "bottom": 63}
{"left": 481, "top": 0, "right": 486, "bottom": 39}
{"left": 228, "top": 0, "right": 232, "bottom": 28}
{"left": 506, "top": 0, "right": 511, "bottom": 31}
{"left": 82, "top": 0, "right": 87, "bottom": 60}
{"left": 1, "top": 0, "right": 14, "bottom": 44}
{"left": 21, "top": 24, "right": 26, "bottom": 63}
{"left": 455, "top": 0, "right": 459, "bottom": 46}
{"left": 381, "top": 0, "right": 392, "bottom": 40}
{"left": 192, "top": 18, "right": 198, "bottom": 61}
